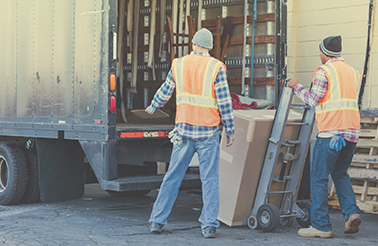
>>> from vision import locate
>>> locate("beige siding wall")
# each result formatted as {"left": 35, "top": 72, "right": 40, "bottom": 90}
{"left": 287, "top": 0, "right": 377, "bottom": 110}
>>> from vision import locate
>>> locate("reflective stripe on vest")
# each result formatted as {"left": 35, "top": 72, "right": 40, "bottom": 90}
{"left": 176, "top": 93, "right": 217, "bottom": 108}
{"left": 174, "top": 56, "right": 219, "bottom": 109}
{"left": 315, "top": 63, "right": 359, "bottom": 114}
{"left": 353, "top": 68, "right": 360, "bottom": 96}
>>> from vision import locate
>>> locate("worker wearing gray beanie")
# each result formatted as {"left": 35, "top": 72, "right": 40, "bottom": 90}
{"left": 192, "top": 28, "right": 214, "bottom": 50}
{"left": 319, "top": 35, "right": 342, "bottom": 57}
{"left": 146, "top": 24, "right": 234, "bottom": 239}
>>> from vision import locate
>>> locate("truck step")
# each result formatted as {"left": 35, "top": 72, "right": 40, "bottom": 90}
{"left": 105, "top": 173, "right": 201, "bottom": 192}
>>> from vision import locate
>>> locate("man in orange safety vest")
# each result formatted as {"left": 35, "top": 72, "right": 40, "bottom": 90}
{"left": 146, "top": 28, "right": 235, "bottom": 238}
{"left": 288, "top": 35, "right": 361, "bottom": 238}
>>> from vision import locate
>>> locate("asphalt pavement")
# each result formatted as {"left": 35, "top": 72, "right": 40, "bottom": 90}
{"left": 0, "top": 184, "right": 377, "bottom": 246}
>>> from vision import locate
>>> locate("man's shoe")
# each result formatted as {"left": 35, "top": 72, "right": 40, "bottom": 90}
{"left": 150, "top": 222, "right": 164, "bottom": 234}
{"left": 344, "top": 214, "right": 361, "bottom": 234}
{"left": 202, "top": 226, "right": 216, "bottom": 238}
{"left": 298, "top": 226, "right": 333, "bottom": 238}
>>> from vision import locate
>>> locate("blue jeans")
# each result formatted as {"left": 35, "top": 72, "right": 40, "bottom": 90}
{"left": 149, "top": 131, "right": 220, "bottom": 229}
{"left": 311, "top": 137, "right": 360, "bottom": 232}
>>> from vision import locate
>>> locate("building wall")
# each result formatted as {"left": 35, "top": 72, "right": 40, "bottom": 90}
{"left": 287, "top": 0, "right": 377, "bottom": 110}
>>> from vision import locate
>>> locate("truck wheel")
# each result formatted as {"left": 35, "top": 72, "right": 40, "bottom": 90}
{"left": 20, "top": 147, "right": 40, "bottom": 204}
{"left": 0, "top": 143, "right": 27, "bottom": 205}
{"left": 296, "top": 202, "right": 311, "bottom": 228}
{"left": 257, "top": 204, "right": 280, "bottom": 232}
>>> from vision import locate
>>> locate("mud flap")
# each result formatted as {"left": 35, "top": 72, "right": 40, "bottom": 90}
{"left": 36, "top": 138, "right": 85, "bottom": 203}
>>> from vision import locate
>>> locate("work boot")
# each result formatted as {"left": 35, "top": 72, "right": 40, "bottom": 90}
{"left": 297, "top": 226, "right": 333, "bottom": 238}
{"left": 344, "top": 214, "right": 361, "bottom": 234}
{"left": 202, "top": 226, "right": 216, "bottom": 238}
{"left": 150, "top": 222, "right": 164, "bottom": 234}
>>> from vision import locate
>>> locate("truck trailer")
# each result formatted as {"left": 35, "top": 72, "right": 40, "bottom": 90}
{"left": 0, "top": 0, "right": 286, "bottom": 204}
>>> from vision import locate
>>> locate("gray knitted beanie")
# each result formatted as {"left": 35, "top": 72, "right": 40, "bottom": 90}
{"left": 192, "top": 28, "right": 213, "bottom": 50}
{"left": 319, "top": 36, "right": 342, "bottom": 57}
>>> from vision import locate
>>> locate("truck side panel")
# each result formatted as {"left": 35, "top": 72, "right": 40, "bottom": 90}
{"left": 52, "top": 1, "right": 76, "bottom": 118}
{"left": 0, "top": 0, "right": 111, "bottom": 141}
{"left": 0, "top": 1, "right": 17, "bottom": 118}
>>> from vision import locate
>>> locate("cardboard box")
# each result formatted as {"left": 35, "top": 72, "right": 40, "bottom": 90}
{"left": 218, "top": 110, "right": 301, "bottom": 226}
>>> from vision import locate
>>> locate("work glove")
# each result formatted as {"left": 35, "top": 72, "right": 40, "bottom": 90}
{"left": 226, "top": 135, "right": 235, "bottom": 147}
{"left": 329, "top": 135, "right": 346, "bottom": 152}
{"left": 168, "top": 129, "right": 182, "bottom": 145}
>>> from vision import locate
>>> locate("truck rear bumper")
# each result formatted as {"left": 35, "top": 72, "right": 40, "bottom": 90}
{"left": 102, "top": 173, "right": 201, "bottom": 191}
{"left": 116, "top": 123, "right": 174, "bottom": 140}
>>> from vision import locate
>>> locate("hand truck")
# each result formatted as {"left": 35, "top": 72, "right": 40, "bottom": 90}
{"left": 247, "top": 82, "right": 315, "bottom": 232}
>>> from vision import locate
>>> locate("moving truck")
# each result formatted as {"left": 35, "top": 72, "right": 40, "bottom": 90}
{"left": 0, "top": 0, "right": 287, "bottom": 204}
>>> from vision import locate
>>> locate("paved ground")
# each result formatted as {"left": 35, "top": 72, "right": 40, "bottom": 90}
{"left": 0, "top": 184, "right": 377, "bottom": 246}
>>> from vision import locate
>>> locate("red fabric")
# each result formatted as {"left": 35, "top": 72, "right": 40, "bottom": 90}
{"left": 231, "top": 93, "right": 274, "bottom": 110}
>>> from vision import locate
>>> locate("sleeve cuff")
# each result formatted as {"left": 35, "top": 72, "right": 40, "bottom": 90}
{"left": 294, "top": 83, "right": 304, "bottom": 94}
{"left": 150, "top": 102, "right": 159, "bottom": 113}
{"left": 226, "top": 129, "right": 234, "bottom": 136}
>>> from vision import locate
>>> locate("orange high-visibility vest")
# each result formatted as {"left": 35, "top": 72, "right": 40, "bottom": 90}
{"left": 315, "top": 61, "right": 361, "bottom": 132}
{"left": 171, "top": 54, "right": 226, "bottom": 126}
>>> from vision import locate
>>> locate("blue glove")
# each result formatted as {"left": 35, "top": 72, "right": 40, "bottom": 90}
{"left": 329, "top": 136, "right": 346, "bottom": 152}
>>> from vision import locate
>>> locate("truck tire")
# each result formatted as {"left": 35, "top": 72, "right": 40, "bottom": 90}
{"left": 0, "top": 143, "right": 28, "bottom": 205}
{"left": 20, "top": 147, "right": 40, "bottom": 204}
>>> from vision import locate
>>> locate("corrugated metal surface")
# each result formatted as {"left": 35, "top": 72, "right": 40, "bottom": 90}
{"left": 0, "top": 1, "right": 17, "bottom": 118}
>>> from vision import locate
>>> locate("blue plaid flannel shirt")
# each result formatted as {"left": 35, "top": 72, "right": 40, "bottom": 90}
{"left": 149, "top": 52, "right": 235, "bottom": 139}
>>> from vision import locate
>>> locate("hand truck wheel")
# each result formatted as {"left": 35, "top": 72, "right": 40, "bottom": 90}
{"left": 247, "top": 215, "right": 258, "bottom": 230}
{"left": 280, "top": 217, "right": 294, "bottom": 227}
{"left": 296, "top": 202, "right": 311, "bottom": 228}
{"left": 257, "top": 204, "right": 280, "bottom": 232}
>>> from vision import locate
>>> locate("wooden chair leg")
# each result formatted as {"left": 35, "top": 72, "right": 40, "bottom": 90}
{"left": 220, "top": 34, "right": 230, "bottom": 62}
{"left": 167, "top": 17, "right": 175, "bottom": 62}
{"left": 213, "top": 16, "right": 221, "bottom": 60}
{"left": 187, "top": 15, "right": 195, "bottom": 53}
